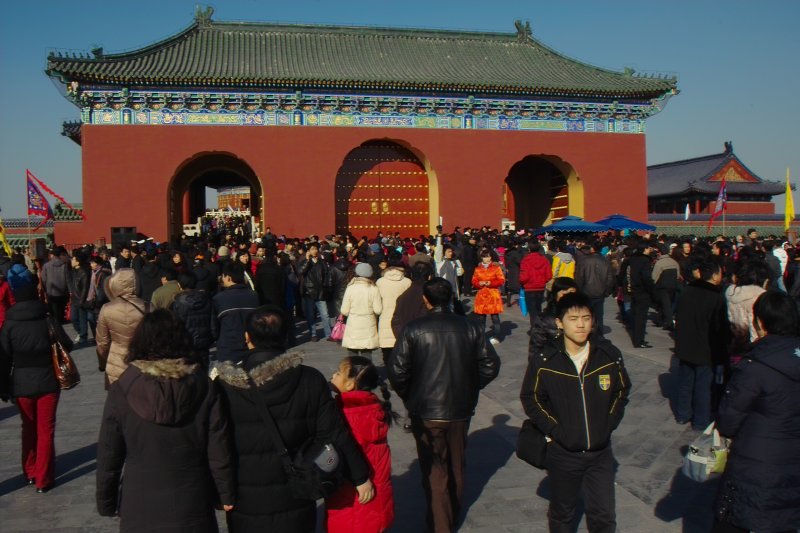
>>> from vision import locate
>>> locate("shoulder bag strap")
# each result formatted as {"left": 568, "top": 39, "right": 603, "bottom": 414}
{"left": 243, "top": 372, "right": 295, "bottom": 473}
{"left": 121, "top": 296, "right": 147, "bottom": 315}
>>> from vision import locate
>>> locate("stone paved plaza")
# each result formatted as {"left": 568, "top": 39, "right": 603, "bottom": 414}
{"left": 0, "top": 298, "right": 717, "bottom": 532}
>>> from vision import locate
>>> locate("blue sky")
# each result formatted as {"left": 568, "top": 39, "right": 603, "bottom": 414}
{"left": 1, "top": 0, "right": 798, "bottom": 219}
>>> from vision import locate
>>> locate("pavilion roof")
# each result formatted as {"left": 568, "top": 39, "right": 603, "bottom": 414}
{"left": 647, "top": 142, "right": 785, "bottom": 198}
{"left": 46, "top": 14, "right": 676, "bottom": 101}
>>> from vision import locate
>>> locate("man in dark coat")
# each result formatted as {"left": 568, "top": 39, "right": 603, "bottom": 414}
{"left": 503, "top": 240, "right": 528, "bottom": 307}
{"left": 674, "top": 256, "right": 728, "bottom": 429}
{"left": 297, "top": 243, "right": 333, "bottom": 341}
{"left": 212, "top": 263, "right": 260, "bottom": 363}
{"left": 216, "top": 306, "right": 373, "bottom": 533}
{"left": 254, "top": 252, "right": 295, "bottom": 346}
{"left": 460, "top": 235, "right": 479, "bottom": 297}
{"left": 626, "top": 241, "right": 656, "bottom": 348}
{"left": 136, "top": 252, "right": 163, "bottom": 303}
{"left": 41, "top": 246, "right": 70, "bottom": 323}
{"left": 254, "top": 252, "right": 287, "bottom": 307}
{"left": 574, "top": 241, "right": 615, "bottom": 336}
{"left": 66, "top": 250, "right": 90, "bottom": 345}
{"left": 192, "top": 254, "right": 219, "bottom": 295}
{"left": 388, "top": 278, "right": 500, "bottom": 533}
{"left": 172, "top": 273, "right": 217, "bottom": 365}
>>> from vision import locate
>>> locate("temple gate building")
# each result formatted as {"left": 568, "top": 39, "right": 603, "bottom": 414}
{"left": 46, "top": 8, "right": 676, "bottom": 243}
{"left": 648, "top": 142, "right": 792, "bottom": 235}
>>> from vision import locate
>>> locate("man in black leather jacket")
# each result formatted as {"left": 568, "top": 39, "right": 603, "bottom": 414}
{"left": 388, "top": 278, "right": 500, "bottom": 533}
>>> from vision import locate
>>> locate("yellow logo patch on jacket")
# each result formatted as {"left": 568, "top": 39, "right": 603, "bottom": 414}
{"left": 599, "top": 374, "right": 611, "bottom": 391}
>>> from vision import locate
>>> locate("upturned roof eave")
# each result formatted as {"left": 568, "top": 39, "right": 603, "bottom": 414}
{"left": 44, "top": 18, "right": 677, "bottom": 101}
{"left": 44, "top": 72, "right": 673, "bottom": 101}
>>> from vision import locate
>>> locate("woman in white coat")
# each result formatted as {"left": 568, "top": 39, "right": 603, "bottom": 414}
{"left": 376, "top": 257, "right": 411, "bottom": 364}
{"left": 340, "top": 262, "right": 383, "bottom": 358}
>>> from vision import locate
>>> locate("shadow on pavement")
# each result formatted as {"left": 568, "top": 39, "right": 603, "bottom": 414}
{"left": 654, "top": 464, "right": 718, "bottom": 532}
{"left": 388, "top": 458, "right": 425, "bottom": 532}
{"left": 462, "top": 414, "right": 516, "bottom": 515}
{"left": 0, "top": 404, "right": 18, "bottom": 422}
{"left": 56, "top": 442, "right": 98, "bottom": 486}
{"left": 658, "top": 356, "right": 680, "bottom": 419}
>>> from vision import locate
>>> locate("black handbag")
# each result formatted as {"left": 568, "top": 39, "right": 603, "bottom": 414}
{"left": 245, "top": 376, "right": 342, "bottom": 501}
{"left": 516, "top": 419, "right": 549, "bottom": 469}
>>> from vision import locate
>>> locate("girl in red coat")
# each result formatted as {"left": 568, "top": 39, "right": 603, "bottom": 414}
{"left": 472, "top": 248, "right": 506, "bottom": 345}
{"left": 328, "top": 355, "right": 394, "bottom": 533}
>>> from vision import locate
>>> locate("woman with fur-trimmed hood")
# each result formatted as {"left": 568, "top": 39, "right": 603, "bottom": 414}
{"left": 96, "top": 309, "right": 234, "bottom": 532}
{"left": 215, "top": 306, "right": 373, "bottom": 533}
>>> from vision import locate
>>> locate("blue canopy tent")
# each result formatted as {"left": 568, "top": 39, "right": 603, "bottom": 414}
{"left": 594, "top": 214, "right": 656, "bottom": 232}
{"left": 534, "top": 216, "right": 610, "bottom": 235}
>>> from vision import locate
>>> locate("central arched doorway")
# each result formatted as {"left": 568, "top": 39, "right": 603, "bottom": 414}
{"left": 335, "top": 140, "right": 432, "bottom": 237}
{"left": 168, "top": 153, "right": 263, "bottom": 241}
{"left": 504, "top": 155, "right": 583, "bottom": 228}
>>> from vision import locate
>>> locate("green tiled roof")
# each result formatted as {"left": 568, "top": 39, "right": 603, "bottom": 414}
{"left": 46, "top": 18, "right": 676, "bottom": 100}
{"left": 53, "top": 203, "right": 84, "bottom": 222}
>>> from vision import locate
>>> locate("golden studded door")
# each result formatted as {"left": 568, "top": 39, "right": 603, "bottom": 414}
{"left": 335, "top": 141, "right": 429, "bottom": 236}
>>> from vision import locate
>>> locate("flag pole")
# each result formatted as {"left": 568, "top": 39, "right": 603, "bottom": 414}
{"left": 26, "top": 180, "right": 31, "bottom": 253}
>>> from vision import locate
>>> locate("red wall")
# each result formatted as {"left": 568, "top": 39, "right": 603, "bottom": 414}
{"left": 55, "top": 124, "right": 647, "bottom": 243}
{"left": 714, "top": 201, "right": 775, "bottom": 215}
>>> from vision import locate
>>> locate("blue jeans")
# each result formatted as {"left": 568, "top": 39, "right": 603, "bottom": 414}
{"left": 70, "top": 304, "right": 88, "bottom": 341}
{"left": 302, "top": 297, "right": 331, "bottom": 338}
{"left": 676, "top": 361, "right": 713, "bottom": 428}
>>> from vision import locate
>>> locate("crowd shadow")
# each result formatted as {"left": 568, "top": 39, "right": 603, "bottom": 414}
{"left": 388, "top": 458, "right": 425, "bottom": 532}
{"left": 657, "top": 356, "right": 680, "bottom": 420}
{"left": 462, "top": 414, "right": 516, "bottom": 515}
{"left": 56, "top": 442, "right": 98, "bottom": 486}
{"left": 0, "top": 442, "right": 97, "bottom": 497}
{"left": 387, "top": 414, "right": 517, "bottom": 532}
{"left": 0, "top": 404, "right": 18, "bottom": 422}
{"left": 654, "top": 461, "right": 718, "bottom": 532}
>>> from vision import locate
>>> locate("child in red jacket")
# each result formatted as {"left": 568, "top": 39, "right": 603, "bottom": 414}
{"left": 328, "top": 355, "right": 395, "bottom": 533}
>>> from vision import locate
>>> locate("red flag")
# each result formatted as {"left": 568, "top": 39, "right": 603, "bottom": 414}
{"left": 27, "top": 173, "right": 53, "bottom": 225}
{"left": 26, "top": 169, "right": 86, "bottom": 221}
{"left": 707, "top": 178, "right": 727, "bottom": 230}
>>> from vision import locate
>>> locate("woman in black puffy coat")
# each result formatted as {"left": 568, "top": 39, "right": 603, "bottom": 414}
{"left": 95, "top": 309, "right": 235, "bottom": 532}
{"left": 215, "top": 305, "right": 371, "bottom": 533}
{"left": 713, "top": 291, "right": 800, "bottom": 533}
{"left": 0, "top": 283, "right": 72, "bottom": 492}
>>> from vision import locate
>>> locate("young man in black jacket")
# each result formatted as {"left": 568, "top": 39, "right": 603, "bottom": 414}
{"left": 521, "top": 291, "right": 631, "bottom": 533}
{"left": 388, "top": 278, "right": 500, "bottom": 533}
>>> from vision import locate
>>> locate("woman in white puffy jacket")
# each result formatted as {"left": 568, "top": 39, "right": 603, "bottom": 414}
{"left": 376, "top": 256, "right": 411, "bottom": 364}
{"left": 725, "top": 258, "right": 771, "bottom": 359}
{"left": 340, "top": 262, "right": 383, "bottom": 357}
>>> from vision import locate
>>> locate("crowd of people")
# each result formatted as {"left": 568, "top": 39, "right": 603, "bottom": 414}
{"left": 0, "top": 223, "right": 798, "bottom": 532}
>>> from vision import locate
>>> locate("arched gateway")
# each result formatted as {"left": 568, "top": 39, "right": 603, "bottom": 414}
{"left": 169, "top": 153, "right": 262, "bottom": 240}
{"left": 335, "top": 141, "right": 433, "bottom": 236}
{"left": 46, "top": 10, "right": 675, "bottom": 244}
{"left": 505, "top": 155, "right": 584, "bottom": 228}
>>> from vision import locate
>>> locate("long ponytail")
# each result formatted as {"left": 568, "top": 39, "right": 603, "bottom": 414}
{"left": 346, "top": 355, "right": 400, "bottom": 426}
